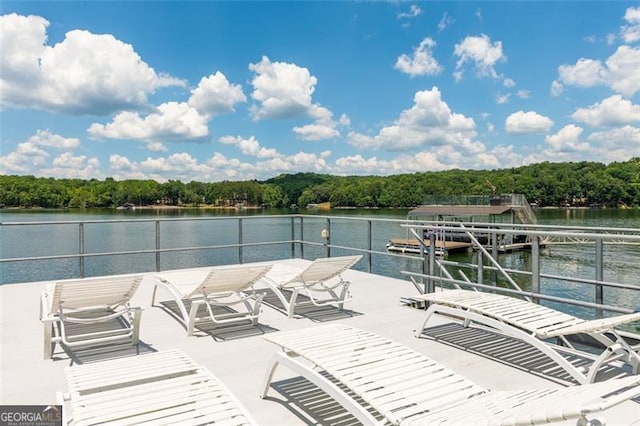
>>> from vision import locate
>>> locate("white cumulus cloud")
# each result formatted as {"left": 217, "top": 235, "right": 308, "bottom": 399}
{"left": 348, "top": 87, "right": 478, "bottom": 152}
{"left": 248, "top": 55, "right": 341, "bottom": 141}
{"left": 545, "top": 124, "right": 589, "bottom": 153}
{"left": 395, "top": 38, "right": 442, "bottom": 76}
{"left": 249, "top": 56, "right": 318, "bottom": 120}
{"left": 505, "top": 111, "right": 554, "bottom": 134}
{"left": 621, "top": 6, "right": 640, "bottom": 43}
{"left": 0, "top": 130, "right": 81, "bottom": 174}
{"left": 453, "top": 34, "right": 505, "bottom": 79}
{"left": 571, "top": 95, "right": 640, "bottom": 127}
{"left": 41, "top": 153, "right": 101, "bottom": 179}
{"left": 188, "top": 72, "right": 246, "bottom": 117}
{"left": 293, "top": 124, "right": 340, "bottom": 141}
{"left": 219, "top": 135, "right": 279, "bottom": 158}
{"left": 554, "top": 45, "right": 640, "bottom": 97}
{"left": 27, "top": 129, "right": 81, "bottom": 149}
{"left": 0, "top": 13, "right": 184, "bottom": 115}
{"left": 88, "top": 102, "right": 210, "bottom": 140}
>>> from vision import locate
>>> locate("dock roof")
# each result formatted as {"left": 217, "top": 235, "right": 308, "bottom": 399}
{"left": 409, "top": 205, "right": 512, "bottom": 216}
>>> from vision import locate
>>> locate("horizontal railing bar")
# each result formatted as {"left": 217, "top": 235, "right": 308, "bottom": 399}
{"left": 159, "top": 240, "right": 294, "bottom": 253}
{"left": 401, "top": 223, "right": 640, "bottom": 242}
{"left": 401, "top": 270, "right": 637, "bottom": 315}
{"left": 400, "top": 219, "right": 640, "bottom": 234}
{"left": 437, "top": 259, "right": 640, "bottom": 292}
{"left": 0, "top": 240, "right": 298, "bottom": 263}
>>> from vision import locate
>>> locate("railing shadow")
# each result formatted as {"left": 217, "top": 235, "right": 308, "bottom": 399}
{"left": 267, "top": 373, "right": 386, "bottom": 426}
{"left": 55, "top": 341, "right": 157, "bottom": 366}
{"left": 261, "top": 288, "right": 362, "bottom": 322}
{"left": 158, "top": 300, "right": 278, "bottom": 340}
{"left": 419, "top": 322, "right": 632, "bottom": 384}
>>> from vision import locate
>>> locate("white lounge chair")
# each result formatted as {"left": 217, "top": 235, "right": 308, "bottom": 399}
{"left": 153, "top": 264, "right": 273, "bottom": 335}
{"left": 413, "top": 289, "right": 640, "bottom": 384}
{"left": 40, "top": 274, "right": 143, "bottom": 359}
{"left": 262, "top": 255, "right": 362, "bottom": 318}
{"left": 261, "top": 324, "right": 640, "bottom": 426}
{"left": 58, "top": 349, "right": 257, "bottom": 425}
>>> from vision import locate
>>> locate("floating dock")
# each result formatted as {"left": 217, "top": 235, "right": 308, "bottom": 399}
{"left": 386, "top": 238, "right": 541, "bottom": 256}
{"left": 386, "top": 238, "right": 471, "bottom": 256}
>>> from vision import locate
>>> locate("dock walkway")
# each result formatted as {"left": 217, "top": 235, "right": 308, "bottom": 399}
{"left": 1, "top": 259, "right": 638, "bottom": 424}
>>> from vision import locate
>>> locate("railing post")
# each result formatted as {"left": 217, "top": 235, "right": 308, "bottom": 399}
{"left": 477, "top": 250, "right": 483, "bottom": 285}
{"left": 290, "top": 216, "right": 295, "bottom": 259}
{"left": 531, "top": 236, "right": 540, "bottom": 300}
{"left": 155, "top": 220, "right": 161, "bottom": 272}
{"left": 367, "top": 220, "right": 372, "bottom": 273}
{"left": 428, "top": 231, "right": 436, "bottom": 293}
{"left": 300, "top": 216, "right": 304, "bottom": 259}
{"left": 238, "top": 218, "right": 243, "bottom": 264}
{"left": 325, "top": 218, "right": 331, "bottom": 258}
{"left": 595, "top": 237, "right": 604, "bottom": 318}
{"left": 491, "top": 230, "right": 498, "bottom": 285}
{"left": 79, "top": 223, "right": 85, "bottom": 278}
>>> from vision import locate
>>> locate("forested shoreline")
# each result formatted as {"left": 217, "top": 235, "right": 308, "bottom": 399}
{"left": 1, "top": 159, "right": 639, "bottom": 209}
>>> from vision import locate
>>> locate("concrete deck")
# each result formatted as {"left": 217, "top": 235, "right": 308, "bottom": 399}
{"left": 2, "top": 258, "right": 639, "bottom": 425}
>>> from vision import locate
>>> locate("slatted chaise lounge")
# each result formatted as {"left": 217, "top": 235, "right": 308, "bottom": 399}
{"left": 261, "top": 324, "right": 640, "bottom": 426}
{"left": 40, "top": 274, "right": 143, "bottom": 359}
{"left": 153, "top": 264, "right": 273, "bottom": 335}
{"left": 58, "top": 349, "right": 257, "bottom": 425}
{"left": 413, "top": 289, "right": 640, "bottom": 384}
{"left": 262, "top": 255, "right": 362, "bottom": 318}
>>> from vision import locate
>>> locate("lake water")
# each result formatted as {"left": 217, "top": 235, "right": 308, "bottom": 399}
{"left": 2, "top": 207, "right": 640, "bottom": 322}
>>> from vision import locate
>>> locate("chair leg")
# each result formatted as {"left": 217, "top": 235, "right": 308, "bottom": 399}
{"left": 337, "top": 285, "right": 349, "bottom": 311}
{"left": 260, "top": 353, "right": 282, "bottom": 398}
{"left": 151, "top": 284, "right": 159, "bottom": 307}
{"left": 131, "top": 308, "right": 142, "bottom": 345}
{"left": 251, "top": 293, "right": 265, "bottom": 326}
{"left": 188, "top": 300, "right": 203, "bottom": 336}
{"left": 415, "top": 304, "right": 438, "bottom": 338}
{"left": 43, "top": 321, "right": 54, "bottom": 359}
{"left": 287, "top": 289, "right": 300, "bottom": 318}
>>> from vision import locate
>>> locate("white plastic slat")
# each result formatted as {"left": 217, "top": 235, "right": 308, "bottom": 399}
{"left": 384, "top": 382, "right": 486, "bottom": 423}
{"left": 72, "top": 378, "right": 223, "bottom": 424}
{"left": 49, "top": 276, "right": 142, "bottom": 313}
{"left": 66, "top": 350, "right": 255, "bottom": 426}
{"left": 265, "top": 324, "right": 640, "bottom": 425}
{"left": 334, "top": 354, "right": 436, "bottom": 382}
{"left": 66, "top": 351, "right": 197, "bottom": 393}
{"left": 368, "top": 372, "right": 475, "bottom": 407}
{"left": 277, "top": 256, "right": 360, "bottom": 287}
{"left": 417, "top": 289, "right": 640, "bottom": 339}
{"left": 195, "top": 265, "right": 272, "bottom": 298}
{"left": 70, "top": 371, "right": 222, "bottom": 406}
{"left": 539, "top": 313, "right": 640, "bottom": 338}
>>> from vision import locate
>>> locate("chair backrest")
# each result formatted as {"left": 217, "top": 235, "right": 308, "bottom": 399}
{"left": 292, "top": 255, "right": 362, "bottom": 285}
{"left": 192, "top": 264, "right": 273, "bottom": 298}
{"left": 50, "top": 275, "right": 143, "bottom": 312}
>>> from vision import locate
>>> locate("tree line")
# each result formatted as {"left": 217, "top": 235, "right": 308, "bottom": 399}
{"left": 1, "top": 159, "right": 639, "bottom": 209}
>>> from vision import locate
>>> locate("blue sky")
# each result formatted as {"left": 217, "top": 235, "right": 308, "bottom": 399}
{"left": 1, "top": 1, "right": 639, "bottom": 182}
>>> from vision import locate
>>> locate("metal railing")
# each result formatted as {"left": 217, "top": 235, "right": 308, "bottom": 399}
{"left": 2, "top": 215, "right": 639, "bottom": 326}
{"left": 400, "top": 220, "right": 640, "bottom": 319}
{"left": 0, "top": 215, "right": 419, "bottom": 283}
